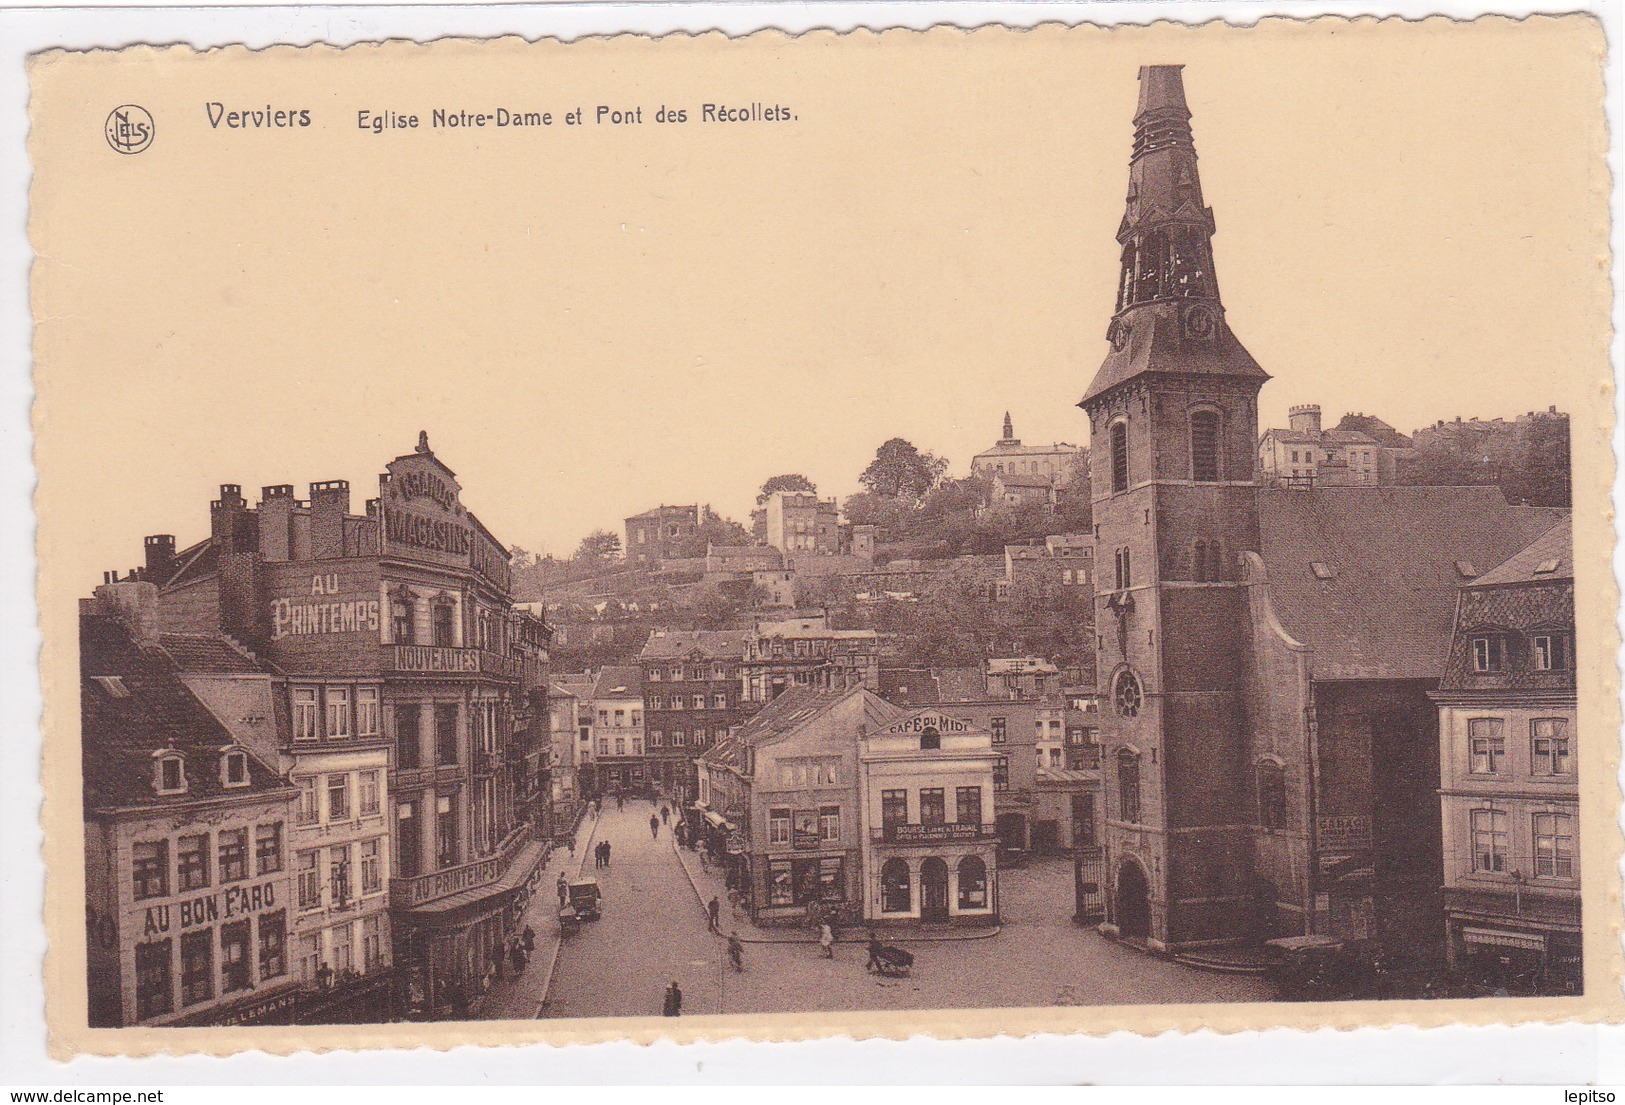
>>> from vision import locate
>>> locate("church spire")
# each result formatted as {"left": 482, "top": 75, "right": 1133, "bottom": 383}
{"left": 1002, "top": 411, "right": 1014, "bottom": 441}
{"left": 1080, "top": 65, "right": 1267, "bottom": 407}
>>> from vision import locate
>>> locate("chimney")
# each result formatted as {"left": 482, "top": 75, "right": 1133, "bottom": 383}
{"left": 309, "top": 480, "right": 350, "bottom": 559}
{"left": 90, "top": 580, "right": 162, "bottom": 645}
{"left": 142, "top": 535, "right": 176, "bottom": 582}
{"left": 1288, "top": 404, "right": 1322, "bottom": 435}
{"left": 258, "top": 485, "right": 295, "bottom": 561}
{"left": 210, "top": 484, "right": 247, "bottom": 553}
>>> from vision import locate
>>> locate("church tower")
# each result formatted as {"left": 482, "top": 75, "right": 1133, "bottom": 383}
{"left": 1079, "top": 66, "right": 1269, "bottom": 950}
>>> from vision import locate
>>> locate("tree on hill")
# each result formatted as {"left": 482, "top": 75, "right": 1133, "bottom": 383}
{"left": 756, "top": 474, "right": 818, "bottom": 504}
{"left": 859, "top": 438, "right": 948, "bottom": 503}
{"left": 572, "top": 529, "right": 622, "bottom": 563}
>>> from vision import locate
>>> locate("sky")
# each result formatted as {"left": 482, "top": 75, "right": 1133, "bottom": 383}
{"left": 32, "top": 18, "right": 1608, "bottom": 580}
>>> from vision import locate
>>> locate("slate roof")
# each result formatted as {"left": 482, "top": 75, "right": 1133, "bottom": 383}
{"left": 1470, "top": 520, "right": 1572, "bottom": 587}
{"left": 160, "top": 633, "right": 273, "bottom": 675}
{"left": 1081, "top": 309, "right": 1270, "bottom": 406}
{"left": 1255, "top": 486, "right": 1568, "bottom": 681}
{"left": 878, "top": 668, "right": 940, "bottom": 706}
{"left": 81, "top": 615, "right": 290, "bottom": 813}
{"left": 698, "top": 686, "right": 902, "bottom": 775}
{"left": 591, "top": 665, "right": 644, "bottom": 700}
{"left": 638, "top": 629, "right": 748, "bottom": 661}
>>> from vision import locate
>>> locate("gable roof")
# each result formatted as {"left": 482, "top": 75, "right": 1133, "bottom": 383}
{"left": 1470, "top": 520, "right": 1572, "bottom": 587}
{"left": 591, "top": 665, "right": 644, "bottom": 699}
{"left": 698, "top": 686, "right": 902, "bottom": 774}
{"left": 1254, "top": 486, "right": 1568, "bottom": 681}
{"left": 81, "top": 615, "right": 290, "bottom": 813}
{"left": 639, "top": 629, "right": 748, "bottom": 661}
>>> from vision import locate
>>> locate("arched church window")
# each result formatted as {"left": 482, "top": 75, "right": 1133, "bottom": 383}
{"left": 1117, "top": 748, "right": 1142, "bottom": 823}
{"left": 1191, "top": 410, "right": 1221, "bottom": 482}
{"left": 1110, "top": 422, "right": 1129, "bottom": 494}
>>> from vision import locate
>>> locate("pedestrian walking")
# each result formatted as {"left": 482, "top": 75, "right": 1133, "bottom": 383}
{"left": 865, "top": 932, "right": 883, "bottom": 973}
{"left": 650, "top": 814, "right": 660, "bottom": 839}
{"left": 819, "top": 922, "right": 835, "bottom": 959}
{"left": 661, "top": 805, "right": 670, "bottom": 825}
{"left": 707, "top": 895, "right": 721, "bottom": 931}
{"left": 727, "top": 932, "right": 744, "bottom": 973}
{"left": 699, "top": 849, "right": 710, "bottom": 873}
{"left": 662, "top": 981, "right": 682, "bottom": 1017}
{"left": 557, "top": 872, "right": 569, "bottom": 906}
{"left": 567, "top": 836, "right": 576, "bottom": 860}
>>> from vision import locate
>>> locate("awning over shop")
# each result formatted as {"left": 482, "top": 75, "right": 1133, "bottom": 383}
{"left": 405, "top": 840, "right": 548, "bottom": 917}
{"left": 702, "top": 811, "right": 731, "bottom": 830}
{"left": 1463, "top": 926, "right": 1547, "bottom": 953}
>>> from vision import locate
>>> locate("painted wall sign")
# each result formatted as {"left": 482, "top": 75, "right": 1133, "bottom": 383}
{"left": 1317, "top": 815, "right": 1372, "bottom": 852}
{"left": 270, "top": 575, "right": 380, "bottom": 640}
{"left": 383, "top": 505, "right": 473, "bottom": 556}
{"left": 393, "top": 469, "right": 460, "bottom": 512}
{"left": 140, "top": 880, "right": 279, "bottom": 937}
{"left": 883, "top": 713, "right": 971, "bottom": 735}
{"left": 792, "top": 809, "right": 821, "bottom": 849}
{"left": 888, "top": 822, "right": 983, "bottom": 844}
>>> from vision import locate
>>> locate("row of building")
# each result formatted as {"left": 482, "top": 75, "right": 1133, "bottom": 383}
{"left": 82, "top": 435, "right": 556, "bottom": 1027}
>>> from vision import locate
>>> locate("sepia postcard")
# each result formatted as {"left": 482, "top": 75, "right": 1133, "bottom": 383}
{"left": 28, "top": 13, "right": 1622, "bottom": 1060}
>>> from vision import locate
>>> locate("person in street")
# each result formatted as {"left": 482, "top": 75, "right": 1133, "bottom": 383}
{"left": 707, "top": 895, "right": 721, "bottom": 931}
{"left": 662, "top": 981, "right": 683, "bottom": 1017}
{"left": 603, "top": 841, "right": 612, "bottom": 866}
{"left": 510, "top": 942, "right": 528, "bottom": 974}
{"left": 661, "top": 805, "right": 670, "bottom": 826}
{"left": 866, "top": 932, "right": 884, "bottom": 973}
{"left": 617, "top": 794, "right": 624, "bottom": 811}
{"left": 727, "top": 932, "right": 744, "bottom": 972}
{"left": 557, "top": 872, "right": 569, "bottom": 906}
{"left": 567, "top": 836, "right": 576, "bottom": 860}
{"left": 522, "top": 925, "right": 536, "bottom": 952}
{"left": 698, "top": 849, "right": 710, "bottom": 872}
{"left": 819, "top": 921, "right": 835, "bottom": 959}
{"left": 650, "top": 814, "right": 660, "bottom": 839}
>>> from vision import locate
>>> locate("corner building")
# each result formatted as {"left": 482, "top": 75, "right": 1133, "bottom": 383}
{"left": 137, "top": 434, "right": 550, "bottom": 1018}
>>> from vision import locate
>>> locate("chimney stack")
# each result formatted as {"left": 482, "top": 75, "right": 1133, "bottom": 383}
{"left": 309, "top": 480, "right": 351, "bottom": 559}
{"left": 88, "top": 581, "right": 162, "bottom": 645}
{"left": 143, "top": 535, "right": 176, "bottom": 582}
{"left": 210, "top": 484, "right": 247, "bottom": 554}
{"left": 258, "top": 484, "right": 295, "bottom": 561}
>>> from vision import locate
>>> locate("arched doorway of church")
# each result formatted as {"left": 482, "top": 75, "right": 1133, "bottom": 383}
{"left": 919, "top": 857, "right": 950, "bottom": 922}
{"left": 1116, "top": 859, "right": 1151, "bottom": 940}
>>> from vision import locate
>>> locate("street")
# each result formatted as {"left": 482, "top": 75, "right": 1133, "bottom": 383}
{"left": 532, "top": 802, "right": 1269, "bottom": 1018}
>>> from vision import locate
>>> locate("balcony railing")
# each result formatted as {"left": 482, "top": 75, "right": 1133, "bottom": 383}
{"left": 389, "top": 823, "right": 532, "bottom": 910}
{"left": 384, "top": 645, "right": 520, "bottom": 680}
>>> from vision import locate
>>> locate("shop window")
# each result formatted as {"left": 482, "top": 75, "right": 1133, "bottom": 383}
{"left": 220, "top": 920, "right": 252, "bottom": 994}
{"left": 1470, "top": 808, "right": 1508, "bottom": 874}
{"left": 769, "top": 807, "right": 791, "bottom": 846}
{"left": 258, "top": 911, "right": 287, "bottom": 980}
{"left": 326, "top": 687, "right": 351, "bottom": 738}
{"left": 1190, "top": 410, "right": 1221, "bottom": 482}
{"left": 1471, "top": 634, "right": 1507, "bottom": 673}
{"left": 134, "top": 939, "right": 173, "bottom": 1021}
{"left": 297, "top": 850, "right": 321, "bottom": 910}
{"left": 1533, "top": 812, "right": 1575, "bottom": 879}
{"left": 155, "top": 751, "right": 187, "bottom": 795}
{"left": 396, "top": 704, "right": 421, "bottom": 769}
{"left": 956, "top": 786, "right": 982, "bottom": 827}
{"left": 1118, "top": 749, "right": 1142, "bottom": 824}
{"left": 1110, "top": 422, "right": 1129, "bottom": 493}
{"left": 1257, "top": 761, "right": 1287, "bottom": 830}
{"left": 177, "top": 833, "right": 210, "bottom": 892}
{"left": 819, "top": 805, "right": 840, "bottom": 842}
{"left": 255, "top": 823, "right": 284, "bottom": 875}
{"left": 881, "top": 859, "right": 911, "bottom": 913}
{"left": 357, "top": 687, "right": 380, "bottom": 737}
{"left": 1531, "top": 718, "right": 1573, "bottom": 776}
{"left": 881, "top": 790, "right": 907, "bottom": 831}
{"left": 327, "top": 773, "right": 351, "bottom": 822}
{"left": 358, "top": 770, "right": 381, "bottom": 817}
{"left": 768, "top": 859, "right": 795, "bottom": 907}
{"left": 1469, "top": 718, "right": 1506, "bottom": 775}
{"left": 919, "top": 788, "right": 946, "bottom": 827}
{"left": 179, "top": 930, "right": 214, "bottom": 1007}
{"left": 957, "top": 856, "right": 988, "bottom": 909}
{"left": 1533, "top": 633, "right": 1571, "bottom": 671}
{"left": 217, "top": 827, "right": 248, "bottom": 883}
{"left": 293, "top": 687, "right": 319, "bottom": 741}
{"left": 360, "top": 838, "right": 383, "bottom": 894}
{"left": 132, "top": 840, "right": 169, "bottom": 901}
{"left": 435, "top": 704, "right": 459, "bottom": 765}
{"left": 221, "top": 749, "right": 250, "bottom": 788}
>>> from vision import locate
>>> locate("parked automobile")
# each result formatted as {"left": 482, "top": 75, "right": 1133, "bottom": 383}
{"left": 567, "top": 877, "right": 603, "bottom": 921}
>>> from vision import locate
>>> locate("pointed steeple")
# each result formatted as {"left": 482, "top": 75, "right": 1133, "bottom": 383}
{"left": 1002, "top": 411, "right": 1014, "bottom": 441}
{"left": 1081, "top": 65, "right": 1267, "bottom": 407}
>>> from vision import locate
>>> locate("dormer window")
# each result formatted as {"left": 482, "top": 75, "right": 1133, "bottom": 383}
{"left": 1310, "top": 562, "right": 1336, "bottom": 581}
{"left": 155, "top": 751, "right": 187, "bottom": 796}
{"left": 1471, "top": 634, "right": 1507, "bottom": 673}
{"left": 1532, "top": 632, "right": 1571, "bottom": 671}
{"left": 221, "top": 747, "right": 250, "bottom": 788}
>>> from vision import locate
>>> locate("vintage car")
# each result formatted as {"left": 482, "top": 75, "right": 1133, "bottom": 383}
{"left": 567, "top": 877, "right": 603, "bottom": 921}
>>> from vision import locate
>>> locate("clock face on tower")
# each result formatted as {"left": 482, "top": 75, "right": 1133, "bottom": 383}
{"left": 1114, "top": 670, "right": 1143, "bottom": 718}
{"left": 1182, "top": 302, "right": 1218, "bottom": 342}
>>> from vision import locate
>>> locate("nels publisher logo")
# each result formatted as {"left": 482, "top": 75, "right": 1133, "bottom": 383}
{"left": 104, "top": 104, "right": 154, "bottom": 154}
